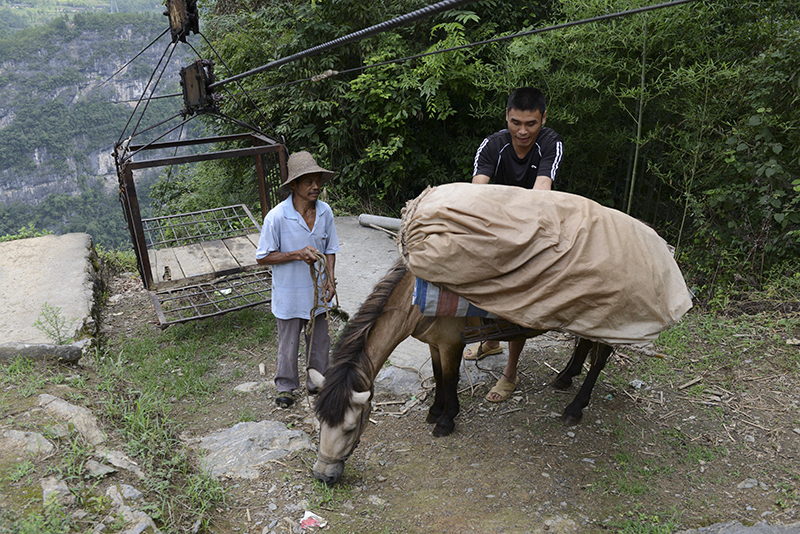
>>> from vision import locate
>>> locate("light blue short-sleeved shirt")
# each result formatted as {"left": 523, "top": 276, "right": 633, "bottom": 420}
{"left": 256, "top": 195, "right": 340, "bottom": 320}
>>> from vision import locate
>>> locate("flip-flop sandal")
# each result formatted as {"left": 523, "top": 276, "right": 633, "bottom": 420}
{"left": 486, "top": 375, "right": 520, "bottom": 403}
{"left": 464, "top": 341, "right": 503, "bottom": 360}
{"left": 275, "top": 393, "right": 294, "bottom": 408}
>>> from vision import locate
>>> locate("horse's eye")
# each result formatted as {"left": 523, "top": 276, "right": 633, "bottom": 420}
{"left": 343, "top": 426, "right": 357, "bottom": 435}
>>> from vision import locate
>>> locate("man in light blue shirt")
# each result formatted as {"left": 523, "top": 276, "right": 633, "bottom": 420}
{"left": 256, "top": 151, "right": 340, "bottom": 408}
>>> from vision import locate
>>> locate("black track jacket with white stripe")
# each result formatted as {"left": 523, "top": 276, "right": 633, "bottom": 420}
{"left": 472, "top": 127, "right": 564, "bottom": 189}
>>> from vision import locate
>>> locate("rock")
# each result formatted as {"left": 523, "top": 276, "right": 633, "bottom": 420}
{"left": 85, "top": 459, "right": 117, "bottom": 478}
{"left": 95, "top": 447, "right": 145, "bottom": 479}
{"left": 368, "top": 495, "right": 388, "bottom": 507}
{"left": 374, "top": 365, "right": 421, "bottom": 396}
{"left": 41, "top": 476, "right": 76, "bottom": 506}
{"left": 39, "top": 393, "right": 105, "bottom": 445}
{"left": 120, "top": 484, "right": 144, "bottom": 502}
{"left": 0, "top": 429, "right": 55, "bottom": 456}
{"left": 234, "top": 381, "right": 267, "bottom": 393}
{"left": 0, "top": 340, "right": 88, "bottom": 363}
{"left": 676, "top": 521, "right": 800, "bottom": 533}
{"left": 192, "top": 420, "right": 311, "bottom": 479}
{"left": 737, "top": 478, "right": 760, "bottom": 490}
{"left": 106, "top": 485, "right": 163, "bottom": 534}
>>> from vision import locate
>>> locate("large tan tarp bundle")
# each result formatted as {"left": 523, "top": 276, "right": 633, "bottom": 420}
{"left": 399, "top": 183, "right": 693, "bottom": 346}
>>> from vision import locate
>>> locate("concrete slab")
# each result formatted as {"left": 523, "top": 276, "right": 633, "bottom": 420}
{"left": 333, "top": 216, "right": 433, "bottom": 380}
{"left": 0, "top": 233, "right": 99, "bottom": 361}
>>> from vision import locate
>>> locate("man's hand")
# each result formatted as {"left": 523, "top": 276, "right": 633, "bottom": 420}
{"left": 323, "top": 278, "right": 336, "bottom": 302}
{"left": 296, "top": 245, "right": 321, "bottom": 265}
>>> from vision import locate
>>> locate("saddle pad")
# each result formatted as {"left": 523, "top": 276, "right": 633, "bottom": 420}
{"left": 413, "top": 278, "right": 497, "bottom": 318}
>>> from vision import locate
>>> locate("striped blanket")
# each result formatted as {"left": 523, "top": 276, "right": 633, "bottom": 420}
{"left": 413, "top": 278, "right": 497, "bottom": 318}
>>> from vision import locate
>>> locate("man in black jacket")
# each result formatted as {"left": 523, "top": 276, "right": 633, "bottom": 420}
{"left": 464, "top": 87, "right": 564, "bottom": 403}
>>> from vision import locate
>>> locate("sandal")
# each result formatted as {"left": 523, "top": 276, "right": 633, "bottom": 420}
{"left": 486, "top": 375, "right": 519, "bottom": 403}
{"left": 275, "top": 393, "right": 294, "bottom": 408}
{"left": 464, "top": 341, "right": 503, "bottom": 361}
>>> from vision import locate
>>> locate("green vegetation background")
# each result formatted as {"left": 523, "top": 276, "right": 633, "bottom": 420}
{"left": 188, "top": 0, "right": 799, "bottom": 305}
{"left": 1, "top": 0, "right": 798, "bottom": 307}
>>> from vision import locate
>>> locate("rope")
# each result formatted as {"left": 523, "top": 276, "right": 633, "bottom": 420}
{"left": 304, "top": 250, "right": 338, "bottom": 414}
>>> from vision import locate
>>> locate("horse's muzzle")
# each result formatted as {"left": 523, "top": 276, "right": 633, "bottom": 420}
{"left": 313, "top": 458, "right": 344, "bottom": 485}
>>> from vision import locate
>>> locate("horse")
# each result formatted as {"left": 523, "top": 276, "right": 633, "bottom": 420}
{"left": 311, "top": 260, "right": 613, "bottom": 485}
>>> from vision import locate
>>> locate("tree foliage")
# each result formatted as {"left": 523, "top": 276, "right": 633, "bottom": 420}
{"left": 162, "top": 0, "right": 798, "bottom": 297}
{"left": 0, "top": 177, "right": 141, "bottom": 249}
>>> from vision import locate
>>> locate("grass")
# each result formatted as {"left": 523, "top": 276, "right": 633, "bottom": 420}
{"left": 608, "top": 507, "right": 682, "bottom": 533}
{"left": 33, "top": 302, "right": 78, "bottom": 345}
{"left": 0, "top": 295, "right": 281, "bottom": 533}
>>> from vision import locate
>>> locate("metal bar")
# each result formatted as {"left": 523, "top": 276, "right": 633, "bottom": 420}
{"left": 128, "top": 132, "right": 278, "bottom": 151}
{"left": 121, "top": 166, "right": 154, "bottom": 288}
{"left": 254, "top": 138, "right": 268, "bottom": 222}
{"left": 143, "top": 205, "right": 260, "bottom": 249}
{"left": 126, "top": 144, "right": 283, "bottom": 170}
{"left": 151, "top": 270, "right": 271, "bottom": 327}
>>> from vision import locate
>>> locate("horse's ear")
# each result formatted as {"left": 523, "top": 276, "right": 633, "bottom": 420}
{"left": 309, "top": 368, "right": 325, "bottom": 389}
{"left": 351, "top": 390, "right": 370, "bottom": 406}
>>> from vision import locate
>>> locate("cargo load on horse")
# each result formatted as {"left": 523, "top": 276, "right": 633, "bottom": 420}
{"left": 398, "top": 183, "right": 693, "bottom": 346}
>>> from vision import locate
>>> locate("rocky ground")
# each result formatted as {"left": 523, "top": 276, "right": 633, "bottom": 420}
{"left": 2, "top": 273, "right": 800, "bottom": 534}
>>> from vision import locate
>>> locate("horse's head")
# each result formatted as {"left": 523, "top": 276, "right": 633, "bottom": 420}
{"left": 310, "top": 368, "right": 373, "bottom": 485}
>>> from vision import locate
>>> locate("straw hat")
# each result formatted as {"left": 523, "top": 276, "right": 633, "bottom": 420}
{"left": 281, "top": 151, "right": 335, "bottom": 188}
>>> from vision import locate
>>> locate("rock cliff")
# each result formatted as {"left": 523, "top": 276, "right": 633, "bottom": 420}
{"left": 0, "top": 14, "right": 194, "bottom": 205}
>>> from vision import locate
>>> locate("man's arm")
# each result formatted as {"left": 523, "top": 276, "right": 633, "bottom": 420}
{"left": 533, "top": 175, "right": 552, "bottom": 190}
{"left": 472, "top": 174, "right": 491, "bottom": 184}
{"left": 257, "top": 246, "right": 320, "bottom": 266}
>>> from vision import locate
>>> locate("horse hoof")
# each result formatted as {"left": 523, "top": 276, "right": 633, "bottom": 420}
{"left": 551, "top": 376, "right": 572, "bottom": 390}
{"left": 560, "top": 410, "right": 582, "bottom": 426}
{"left": 426, "top": 410, "right": 442, "bottom": 424}
{"left": 432, "top": 422, "right": 455, "bottom": 437}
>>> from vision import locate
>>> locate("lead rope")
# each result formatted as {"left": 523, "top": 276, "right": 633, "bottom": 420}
{"left": 305, "top": 251, "right": 338, "bottom": 416}
{"left": 307, "top": 250, "right": 338, "bottom": 336}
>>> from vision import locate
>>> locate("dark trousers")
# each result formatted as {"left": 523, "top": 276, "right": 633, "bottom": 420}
{"left": 275, "top": 315, "right": 330, "bottom": 393}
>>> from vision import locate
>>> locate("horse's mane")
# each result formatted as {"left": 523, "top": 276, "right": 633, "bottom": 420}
{"left": 315, "top": 259, "right": 408, "bottom": 426}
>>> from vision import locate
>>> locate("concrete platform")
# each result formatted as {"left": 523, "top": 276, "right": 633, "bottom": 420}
{"left": 333, "top": 216, "right": 434, "bottom": 381}
{"left": 0, "top": 233, "right": 100, "bottom": 362}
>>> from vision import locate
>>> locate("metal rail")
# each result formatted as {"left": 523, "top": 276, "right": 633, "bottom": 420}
{"left": 149, "top": 270, "right": 272, "bottom": 327}
{"left": 142, "top": 204, "right": 259, "bottom": 250}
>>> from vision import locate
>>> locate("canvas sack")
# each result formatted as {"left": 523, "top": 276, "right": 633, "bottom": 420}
{"left": 399, "top": 183, "right": 693, "bottom": 346}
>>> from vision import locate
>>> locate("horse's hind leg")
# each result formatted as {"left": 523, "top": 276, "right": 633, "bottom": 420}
{"left": 552, "top": 337, "right": 593, "bottom": 390}
{"left": 561, "top": 342, "right": 613, "bottom": 425}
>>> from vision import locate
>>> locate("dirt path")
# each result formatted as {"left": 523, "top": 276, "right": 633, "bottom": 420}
{"left": 100, "top": 276, "right": 800, "bottom": 534}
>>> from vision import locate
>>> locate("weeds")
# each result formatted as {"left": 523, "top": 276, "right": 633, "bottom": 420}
{"left": 608, "top": 507, "right": 681, "bottom": 533}
{"left": 33, "top": 302, "right": 78, "bottom": 345}
{"left": 95, "top": 245, "right": 137, "bottom": 274}
{"left": 6, "top": 460, "right": 35, "bottom": 483}
{"left": 10, "top": 498, "right": 73, "bottom": 534}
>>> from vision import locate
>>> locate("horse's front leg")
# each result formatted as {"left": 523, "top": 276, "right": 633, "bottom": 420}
{"left": 561, "top": 342, "right": 613, "bottom": 425}
{"left": 552, "top": 337, "right": 593, "bottom": 390}
{"left": 425, "top": 344, "right": 445, "bottom": 424}
{"left": 425, "top": 344, "right": 462, "bottom": 437}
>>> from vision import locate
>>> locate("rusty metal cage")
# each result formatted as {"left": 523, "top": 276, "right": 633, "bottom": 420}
{"left": 115, "top": 132, "right": 287, "bottom": 327}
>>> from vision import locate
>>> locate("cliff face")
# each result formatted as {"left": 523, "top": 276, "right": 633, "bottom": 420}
{"left": 0, "top": 15, "right": 191, "bottom": 205}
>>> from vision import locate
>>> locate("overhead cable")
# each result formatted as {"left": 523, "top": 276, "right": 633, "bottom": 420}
{"left": 114, "top": 0, "right": 699, "bottom": 104}
{"left": 208, "top": 0, "right": 482, "bottom": 89}
{"left": 248, "top": 0, "right": 701, "bottom": 94}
